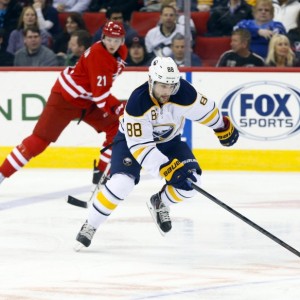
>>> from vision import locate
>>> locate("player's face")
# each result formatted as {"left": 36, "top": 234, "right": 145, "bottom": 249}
{"left": 153, "top": 82, "right": 176, "bottom": 104}
{"left": 103, "top": 36, "right": 123, "bottom": 54}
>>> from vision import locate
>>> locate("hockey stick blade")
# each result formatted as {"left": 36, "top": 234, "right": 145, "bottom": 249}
{"left": 67, "top": 162, "right": 111, "bottom": 209}
{"left": 67, "top": 195, "right": 88, "bottom": 208}
{"left": 188, "top": 179, "right": 300, "bottom": 258}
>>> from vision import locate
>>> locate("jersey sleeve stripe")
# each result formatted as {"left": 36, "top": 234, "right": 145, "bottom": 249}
{"left": 199, "top": 107, "right": 219, "bottom": 125}
{"left": 93, "top": 90, "right": 111, "bottom": 102}
{"left": 140, "top": 147, "right": 156, "bottom": 165}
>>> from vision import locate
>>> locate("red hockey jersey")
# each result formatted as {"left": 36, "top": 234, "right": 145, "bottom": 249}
{"left": 52, "top": 41, "right": 128, "bottom": 112}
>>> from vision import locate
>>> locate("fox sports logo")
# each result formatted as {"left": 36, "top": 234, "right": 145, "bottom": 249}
{"left": 219, "top": 81, "right": 300, "bottom": 141}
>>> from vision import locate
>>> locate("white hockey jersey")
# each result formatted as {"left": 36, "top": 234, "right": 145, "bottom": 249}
{"left": 120, "top": 79, "right": 224, "bottom": 178}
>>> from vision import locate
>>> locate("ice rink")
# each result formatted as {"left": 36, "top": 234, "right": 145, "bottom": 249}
{"left": 0, "top": 169, "right": 299, "bottom": 300}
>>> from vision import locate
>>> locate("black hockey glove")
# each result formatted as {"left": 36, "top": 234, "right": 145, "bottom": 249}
{"left": 159, "top": 158, "right": 196, "bottom": 191}
{"left": 214, "top": 116, "right": 239, "bottom": 147}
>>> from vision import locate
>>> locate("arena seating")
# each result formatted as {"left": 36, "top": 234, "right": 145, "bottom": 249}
{"left": 82, "top": 13, "right": 106, "bottom": 35}
{"left": 130, "top": 11, "right": 160, "bottom": 37}
{"left": 58, "top": 12, "right": 106, "bottom": 34}
{"left": 58, "top": 11, "right": 230, "bottom": 67}
{"left": 195, "top": 37, "right": 231, "bottom": 66}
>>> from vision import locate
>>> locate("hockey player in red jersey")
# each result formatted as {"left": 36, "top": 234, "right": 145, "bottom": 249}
{"left": 0, "top": 21, "right": 127, "bottom": 185}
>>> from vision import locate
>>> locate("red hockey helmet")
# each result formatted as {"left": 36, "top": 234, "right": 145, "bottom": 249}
{"left": 102, "top": 21, "right": 125, "bottom": 38}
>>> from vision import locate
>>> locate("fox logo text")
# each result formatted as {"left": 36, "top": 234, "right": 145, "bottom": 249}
{"left": 219, "top": 81, "right": 300, "bottom": 141}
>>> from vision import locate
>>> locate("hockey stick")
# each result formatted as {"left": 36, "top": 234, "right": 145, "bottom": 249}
{"left": 188, "top": 180, "right": 300, "bottom": 258}
{"left": 67, "top": 162, "right": 110, "bottom": 208}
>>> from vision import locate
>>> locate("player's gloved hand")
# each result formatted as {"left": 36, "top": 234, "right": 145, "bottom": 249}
{"left": 159, "top": 158, "right": 196, "bottom": 191}
{"left": 214, "top": 116, "right": 239, "bottom": 147}
{"left": 112, "top": 101, "right": 125, "bottom": 117}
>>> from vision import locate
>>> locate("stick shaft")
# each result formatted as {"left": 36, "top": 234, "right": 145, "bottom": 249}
{"left": 190, "top": 182, "right": 300, "bottom": 258}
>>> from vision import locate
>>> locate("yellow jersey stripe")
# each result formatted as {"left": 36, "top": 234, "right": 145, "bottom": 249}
{"left": 200, "top": 107, "right": 219, "bottom": 125}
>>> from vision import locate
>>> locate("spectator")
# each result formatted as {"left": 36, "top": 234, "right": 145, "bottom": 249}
{"left": 175, "top": 0, "right": 198, "bottom": 11}
{"left": 89, "top": 0, "right": 139, "bottom": 22}
{"left": 140, "top": 0, "right": 162, "bottom": 12}
{"left": 32, "top": 0, "right": 61, "bottom": 37}
{"left": 273, "top": 0, "right": 300, "bottom": 32}
{"left": 60, "top": 29, "right": 92, "bottom": 66}
{"left": 197, "top": 0, "right": 213, "bottom": 11}
{"left": 125, "top": 35, "right": 154, "bottom": 66}
{"left": 6, "top": 5, "right": 51, "bottom": 55}
{"left": 0, "top": 28, "right": 14, "bottom": 65}
{"left": 0, "top": 0, "right": 22, "bottom": 50}
{"left": 207, "top": 0, "right": 253, "bottom": 37}
{"left": 52, "top": 12, "right": 86, "bottom": 55}
{"left": 265, "top": 34, "right": 299, "bottom": 66}
{"left": 170, "top": 32, "right": 202, "bottom": 66}
{"left": 92, "top": 8, "right": 137, "bottom": 46}
{"left": 145, "top": 5, "right": 191, "bottom": 57}
{"left": 162, "top": 0, "right": 197, "bottom": 42}
{"left": 216, "top": 28, "right": 265, "bottom": 66}
{"left": 14, "top": 26, "right": 58, "bottom": 66}
{"left": 287, "top": 11, "right": 300, "bottom": 60}
{"left": 53, "top": 0, "right": 91, "bottom": 13}
{"left": 234, "top": 0, "right": 286, "bottom": 58}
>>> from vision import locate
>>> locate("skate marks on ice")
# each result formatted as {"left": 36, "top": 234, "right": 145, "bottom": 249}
{"left": 0, "top": 169, "right": 299, "bottom": 299}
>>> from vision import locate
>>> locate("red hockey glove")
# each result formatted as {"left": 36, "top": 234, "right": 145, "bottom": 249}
{"left": 214, "top": 116, "right": 239, "bottom": 147}
{"left": 159, "top": 158, "right": 196, "bottom": 191}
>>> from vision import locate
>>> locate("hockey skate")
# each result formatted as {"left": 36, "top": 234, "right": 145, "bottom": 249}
{"left": 147, "top": 192, "right": 172, "bottom": 236}
{"left": 74, "top": 220, "right": 96, "bottom": 251}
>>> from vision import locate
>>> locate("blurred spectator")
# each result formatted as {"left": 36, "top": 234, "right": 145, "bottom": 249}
{"left": 216, "top": 28, "right": 264, "bottom": 66}
{"left": 14, "top": 26, "right": 58, "bottom": 66}
{"left": 234, "top": 0, "right": 286, "bottom": 58}
{"left": 207, "top": 0, "right": 253, "bottom": 37}
{"left": 58, "top": 29, "right": 92, "bottom": 66}
{"left": 125, "top": 35, "right": 154, "bottom": 66}
{"left": 52, "top": 12, "right": 86, "bottom": 55}
{"left": 32, "top": 0, "right": 61, "bottom": 37}
{"left": 197, "top": 0, "right": 213, "bottom": 11}
{"left": 140, "top": 0, "right": 162, "bottom": 12}
{"left": 287, "top": 11, "right": 300, "bottom": 60}
{"left": 145, "top": 5, "right": 192, "bottom": 57}
{"left": 89, "top": 0, "right": 139, "bottom": 22}
{"left": 0, "top": 0, "right": 23, "bottom": 50}
{"left": 170, "top": 32, "right": 202, "bottom": 66}
{"left": 92, "top": 8, "right": 137, "bottom": 46}
{"left": 265, "top": 34, "right": 299, "bottom": 66}
{"left": 175, "top": 0, "right": 198, "bottom": 11}
{"left": 53, "top": 0, "right": 91, "bottom": 13}
{"left": 0, "top": 28, "right": 14, "bottom": 65}
{"left": 7, "top": 6, "right": 51, "bottom": 55}
{"left": 162, "top": 0, "right": 197, "bottom": 42}
{"left": 273, "top": 0, "right": 300, "bottom": 32}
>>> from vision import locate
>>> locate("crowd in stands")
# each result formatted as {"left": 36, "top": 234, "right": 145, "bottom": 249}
{"left": 0, "top": 0, "right": 300, "bottom": 67}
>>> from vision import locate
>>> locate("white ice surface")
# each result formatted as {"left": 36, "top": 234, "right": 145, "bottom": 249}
{"left": 0, "top": 169, "right": 299, "bottom": 299}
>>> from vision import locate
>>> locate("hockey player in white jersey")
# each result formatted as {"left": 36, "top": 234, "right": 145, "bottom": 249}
{"left": 75, "top": 56, "right": 239, "bottom": 250}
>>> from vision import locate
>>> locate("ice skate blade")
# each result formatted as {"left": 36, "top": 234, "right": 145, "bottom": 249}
{"left": 146, "top": 201, "right": 166, "bottom": 237}
{"left": 73, "top": 241, "right": 86, "bottom": 252}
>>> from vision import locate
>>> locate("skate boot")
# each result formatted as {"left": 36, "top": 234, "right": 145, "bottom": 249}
{"left": 74, "top": 220, "right": 96, "bottom": 251}
{"left": 147, "top": 192, "right": 172, "bottom": 236}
